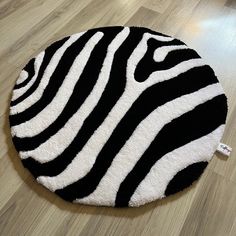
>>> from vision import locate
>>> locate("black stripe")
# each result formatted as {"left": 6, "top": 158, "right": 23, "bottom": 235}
{"left": 53, "top": 69, "right": 223, "bottom": 202}
{"left": 21, "top": 27, "right": 146, "bottom": 177}
{"left": 10, "top": 37, "right": 69, "bottom": 106}
{"left": 12, "top": 28, "right": 123, "bottom": 151}
{"left": 115, "top": 95, "right": 227, "bottom": 207}
{"left": 135, "top": 39, "right": 199, "bottom": 82}
{"left": 14, "top": 58, "right": 36, "bottom": 89}
{"left": 164, "top": 161, "right": 208, "bottom": 196}
{"left": 9, "top": 31, "right": 96, "bottom": 126}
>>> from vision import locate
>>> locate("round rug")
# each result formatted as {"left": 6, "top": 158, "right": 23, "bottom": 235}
{"left": 9, "top": 26, "right": 227, "bottom": 207}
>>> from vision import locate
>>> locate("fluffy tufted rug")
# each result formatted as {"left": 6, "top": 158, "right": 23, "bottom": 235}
{"left": 9, "top": 26, "right": 227, "bottom": 207}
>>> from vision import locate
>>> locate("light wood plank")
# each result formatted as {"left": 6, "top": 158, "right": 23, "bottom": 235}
{"left": 180, "top": 170, "right": 236, "bottom": 236}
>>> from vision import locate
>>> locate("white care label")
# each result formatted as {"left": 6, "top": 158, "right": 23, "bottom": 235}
{"left": 216, "top": 143, "right": 232, "bottom": 157}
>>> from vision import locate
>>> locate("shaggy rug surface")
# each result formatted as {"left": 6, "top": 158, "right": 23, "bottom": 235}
{"left": 9, "top": 26, "right": 227, "bottom": 207}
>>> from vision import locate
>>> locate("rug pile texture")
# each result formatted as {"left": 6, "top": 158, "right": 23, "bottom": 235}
{"left": 9, "top": 26, "right": 227, "bottom": 207}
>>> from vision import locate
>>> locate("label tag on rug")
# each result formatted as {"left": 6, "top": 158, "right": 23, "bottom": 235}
{"left": 216, "top": 143, "right": 232, "bottom": 157}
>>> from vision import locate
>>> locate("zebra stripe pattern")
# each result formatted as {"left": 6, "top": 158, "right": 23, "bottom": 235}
{"left": 9, "top": 26, "right": 228, "bottom": 207}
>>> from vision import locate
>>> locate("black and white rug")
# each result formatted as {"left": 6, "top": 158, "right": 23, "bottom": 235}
{"left": 9, "top": 26, "right": 227, "bottom": 207}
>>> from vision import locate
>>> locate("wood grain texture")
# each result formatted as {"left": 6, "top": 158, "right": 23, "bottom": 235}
{"left": 0, "top": 0, "right": 236, "bottom": 235}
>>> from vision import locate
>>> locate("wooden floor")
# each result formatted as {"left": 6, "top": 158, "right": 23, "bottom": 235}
{"left": 0, "top": 0, "right": 236, "bottom": 235}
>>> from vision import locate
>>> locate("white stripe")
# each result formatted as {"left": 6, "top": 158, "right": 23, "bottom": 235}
{"left": 16, "top": 70, "right": 28, "bottom": 85}
{"left": 10, "top": 32, "right": 84, "bottom": 115}
{"left": 12, "top": 32, "right": 104, "bottom": 138}
{"left": 12, "top": 51, "right": 45, "bottom": 101}
{"left": 129, "top": 125, "right": 224, "bottom": 207}
{"left": 19, "top": 27, "right": 130, "bottom": 161}
{"left": 37, "top": 83, "right": 224, "bottom": 193}
{"left": 126, "top": 32, "right": 174, "bottom": 85}
{"left": 125, "top": 32, "right": 203, "bottom": 87}
{"left": 153, "top": 45, "right": 189, "bottom": 62}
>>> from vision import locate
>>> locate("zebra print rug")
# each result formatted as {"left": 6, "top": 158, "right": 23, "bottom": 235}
{"left": 9, "top": 26, "right": 227, "bottom": 207}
